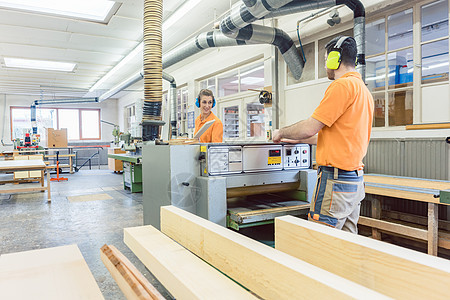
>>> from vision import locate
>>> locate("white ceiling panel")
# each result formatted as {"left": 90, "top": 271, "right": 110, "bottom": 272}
{"left": 0, "top": 1, "right": 241, "bottom": 98}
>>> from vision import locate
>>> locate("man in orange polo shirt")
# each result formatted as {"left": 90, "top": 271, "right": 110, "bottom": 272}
{"left": 194, "top": 89, "right": 223, "bottom": 143}
{"left": 273, "top": 36, "right": 374, "bottom": 233}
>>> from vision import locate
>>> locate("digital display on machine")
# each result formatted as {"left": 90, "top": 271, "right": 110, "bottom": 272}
{"left": 269, "top": 149, "right": 281, "bottom": 157}
{"left": 286, "top": 149, "right": 292, "bottom": 156}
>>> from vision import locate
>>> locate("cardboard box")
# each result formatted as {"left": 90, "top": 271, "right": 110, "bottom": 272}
{"left": 250, "top": 123, "right": 264, "bottom": 137}
{"left": 46, "top": 128, "right": 68, "bottom": 148}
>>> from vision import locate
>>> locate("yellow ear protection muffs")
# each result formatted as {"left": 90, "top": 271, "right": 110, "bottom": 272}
{"left": 326, "top": 36, "right": 351, "bottom": 70}
{"left": 195, "top": 90, "right": 216, "bottom": 108}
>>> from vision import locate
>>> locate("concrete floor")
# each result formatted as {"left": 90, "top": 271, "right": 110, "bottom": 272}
{"left": 0, "top": 167, "right": 172, "bottom": 299}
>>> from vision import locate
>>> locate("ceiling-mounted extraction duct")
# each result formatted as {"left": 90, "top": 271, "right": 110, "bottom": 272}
{"left": 97, "top": 0, "right": 366, "bottom": 101}
{"left": 142, "top": 0, "right": 165, "bottom": 142}
{"left": 220, "top": 0, "right": 305, "bottom": 79}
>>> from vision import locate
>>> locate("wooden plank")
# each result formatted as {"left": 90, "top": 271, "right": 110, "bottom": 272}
{"left": 405, "top": 123, "right": 450, "bottom": 130}
{"left": 124, "top": 225, "right": 257, "bottom": 300}
{"left": 0, "top": 160, "right": 46, "bottom": 171}
{"left": 428, "top": 203, "right": 439, "bottom": 255}
{"left": 160, "top": 206, "right": 389, "bottom": 300}
{"left": 0, "top": 187, "right": 48, "bottom": 194}
{"left": 383, "top": 210, "right": 450, "bottom": 231}
{"left": 100, "top": 244, "right": 164, "bottom": 300}
{"left": 365, "top": 185, "right": 440, "bottom": 204}
{"left": 0, "top": 245, "right": 103, "bottom": 300}
{"left": 364, "top": 174, "right": 450, "bottom": 191}
{"left": 358, "top": 216, "right": 428, "bottom": 240}
{"left": 371, "top": 196, "right": 382, "bottom": 240}
{"left": 108, "top": 245, "right": 164, "bottom": 300}
{"left": 275, "top": 216, "right": 450, "bottom": 300}
{"left": 227, "top": 182, "right": 299, "bottom": 198}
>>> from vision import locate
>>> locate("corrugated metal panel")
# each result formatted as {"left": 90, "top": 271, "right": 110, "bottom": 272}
{"left": 364, "top": 138, "right": 449, "bottom": 180}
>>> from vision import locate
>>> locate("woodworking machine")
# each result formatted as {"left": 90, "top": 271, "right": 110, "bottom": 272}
{"left": 142, "top": 143, "right": 316, "bottom": 229}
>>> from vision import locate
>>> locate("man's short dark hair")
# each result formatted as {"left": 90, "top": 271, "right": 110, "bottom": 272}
{"left": 325, "top": 36, "right": 357, "bottom": 67}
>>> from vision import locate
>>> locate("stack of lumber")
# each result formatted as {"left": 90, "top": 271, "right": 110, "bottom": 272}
{"left": 124, "top": 206, "right": 450, "bottom": 299}
{"left": 122, "top": 205, "right": 450, "bottom": 299}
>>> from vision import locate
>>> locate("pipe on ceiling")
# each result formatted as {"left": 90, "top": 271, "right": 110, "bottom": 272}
{"left": 162, "top": 71, "right": 177, "bottom": 139}
{"left": 142, "top": 0, "right": 165, "bottom": 142}
{"left": 98, "top": 0, "right": 366, "bottom": 101}
{"left": 219, "top": 0, "right": 304, "bottom": 79}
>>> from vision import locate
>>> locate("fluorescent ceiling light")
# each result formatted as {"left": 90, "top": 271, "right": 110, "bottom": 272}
{"left": 89, "top": 43, "right": 143, "bottom": 92}
{"left": 163, "top": 0, "right": 202, "bottom": 31}
{"left": 0, "top": 0, "right": 116, "bottom": 22}
{"left": 4, "top": 57, "right": 76, "bottom": 72}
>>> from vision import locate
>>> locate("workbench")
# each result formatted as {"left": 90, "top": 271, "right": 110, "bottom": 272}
{"left": 18, "top": 148, "right": 76, "bottom": 173}
{"left": 362, "top": 174, "right": 450, "bottom": 256}
{"left": 0, "top": 160, "right": 51, "bottom": 201}
{"left": 0, "top": 245, "right": 103, "bottom": 300}
{"left": 107, "top": 153, "right": 142, "bottom": 193}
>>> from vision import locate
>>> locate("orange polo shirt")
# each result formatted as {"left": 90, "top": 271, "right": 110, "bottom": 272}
{"left": 312, "top": 72, "right": 374, "bottom": 171}
{"left": 194, "top": 112, "right": 223, "bottom": 143}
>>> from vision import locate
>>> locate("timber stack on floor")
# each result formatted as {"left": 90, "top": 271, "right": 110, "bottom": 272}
{"left": 123, "top": 205, "right": 450, "bottom": 299}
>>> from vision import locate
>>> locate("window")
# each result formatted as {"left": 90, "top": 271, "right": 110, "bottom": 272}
{"left": 223, "top": 105, "right": 239, "bottom": 139}
{"left": 176, "top": 86, "right": 189, "bottom": 135}
{"left": 239, "top": 62, "right": 264, "bottom": 92}
{"left": 81, "top": 110, "right": 100, "bottom": 139}
{"left": 287, "top": 43, "right": 315, "bottom": 85}
{"left": 388, "top": 9, "right": 413, "bottom": 51}
{"left": 421, "top": 0, "right": 449, "bottom": 84}
{"left": 10, "top": 107, "right": 100, "bottom": 141}
{"left": 209, "top": 61, "right": 264, "bottom": 98}
{"left": 124, "top": 104, "right": 136, "bottom": 132}
{"left": 218, "top": 70, "right": 239, "bottom": 97}
{"left": 366, "top": 1, "right": 449, "bottom": 127}
{"left": 366, "top": 9, "right": 414, "bottom": 127}
{"left": 200, "top": 78, "right": 216, "bottom": 94}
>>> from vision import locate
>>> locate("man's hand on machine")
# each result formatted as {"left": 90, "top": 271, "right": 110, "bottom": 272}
{"left": 272, "top": 129, "right": 282, "bottom": 143}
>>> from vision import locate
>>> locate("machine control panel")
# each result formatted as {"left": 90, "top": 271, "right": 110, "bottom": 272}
{"left": 242, "top": 145, "right": 284, "bottom": 172}
{"left": 283, "top": 145, "right": 310, "bottom": 169}
{"left": 207, "top": 146, "right": 242, "bottom": 175}
{"left": 203, "top": 143, "right": 311, "bottom": 176}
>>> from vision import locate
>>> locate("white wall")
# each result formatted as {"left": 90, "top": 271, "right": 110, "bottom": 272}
{"left": 422, "top": 84, "right": 450, "bottom": 124}
{"left": 0, "top": 93, "right": 118, "bottom": 152}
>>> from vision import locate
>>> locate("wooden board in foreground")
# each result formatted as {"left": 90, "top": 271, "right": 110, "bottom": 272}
{"left": 0, "top": 245, "right": 103, "bottom": 300}
{"left": 160, "top": 205, "right": 389, "bottom": 300}
{"left": 275, "top": 216, "right": 450, "bottom": 300}
{"left": 100, "top": 244, "right": 164, "bottom": 300}
{"left": 124, "top": 225, "right": 257, "bottom": 300}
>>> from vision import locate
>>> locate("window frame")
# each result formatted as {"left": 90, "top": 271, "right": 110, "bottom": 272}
{"left": 10, "top": 106, "right": 101, "bottom": 141}
{"left": 365, "top": 0, "right": 449, "bottom": 127}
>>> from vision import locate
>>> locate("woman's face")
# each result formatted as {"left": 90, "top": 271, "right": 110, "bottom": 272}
{"left": 199, "top": 95, "right": 213, "bottom": 115}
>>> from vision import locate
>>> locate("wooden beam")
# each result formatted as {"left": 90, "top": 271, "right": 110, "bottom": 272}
{"left": 383, "top": 210, "right": 450, "bottom": 231}
{"left": 364, "top": 174, "right": 450, "bottom": 191}
{"left": 124, "top": 225, "right": 257, "bottom": 300}
{"left": 371, "top": 196, "right": 382, "bottom": 240}
{"left": 428, "top": 203, "right": 439, "bottom": 255}
{"left": 365, "top": 185, "right": 439, "bottom": 204}
{"left": 358, "top": 216, "right": 428, "bottom": 240}
{"left": 275, "top": 216, "right": 450, "bottom": 300}
{"left": 405, "top": 123, "right": 450, "bottom": 130}
{"left": 100, "top": 244, "right": 164, "bottom": 300}
{"left": 160, "top": 205, "right": 388, "bottom": 300}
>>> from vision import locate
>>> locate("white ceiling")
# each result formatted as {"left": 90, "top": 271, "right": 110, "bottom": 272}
{"left": 0, "top": 0, "right": 240, "bottom": 99}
